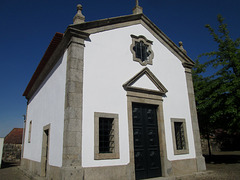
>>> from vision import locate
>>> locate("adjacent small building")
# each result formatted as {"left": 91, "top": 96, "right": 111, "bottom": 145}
{"left": 2, "top": 128, "right": 23, "bottom": 163}
{"left": 21, "top": 2, "right": 206, "bottom": 180}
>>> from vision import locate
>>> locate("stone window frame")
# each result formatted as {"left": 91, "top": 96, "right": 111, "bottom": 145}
{"left": 171, "top": 118, "right": 189, "bottom": 155}
{"left": 28, "top": 120, "right": 32, "bottom": 143}
{"left": 94, "top": 112, "right": 120, "bottom": 160}
{"left": 130, "top": 34, "right": 154, "bottom": 66}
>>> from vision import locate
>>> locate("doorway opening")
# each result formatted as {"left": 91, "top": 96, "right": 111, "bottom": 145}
{"left": 41, "top": 124, "right": 50, "bottom": 177}
{"left": 132, "top": 103, "right": 162, "bottom": 179}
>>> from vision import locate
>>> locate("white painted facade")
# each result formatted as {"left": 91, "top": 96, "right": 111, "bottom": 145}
{"left": 23, "top": 23, "right": 196, "bottom": 169}
{"left": 82, "top": 24, "right": 195, "bottom": 167}
{"left": 0, "top": 138, "right": 4, "bottom": 168}
{"left": 23, "top": 51, "right": 67, "bottom": 167}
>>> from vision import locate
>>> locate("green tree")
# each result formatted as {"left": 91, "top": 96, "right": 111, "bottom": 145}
{"left": 193, "top": 15, "right": 240, "bottom": 144}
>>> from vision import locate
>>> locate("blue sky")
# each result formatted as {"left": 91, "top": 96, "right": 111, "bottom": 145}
{"left": 0, "top": 0, "right": 239, "bottom": 137}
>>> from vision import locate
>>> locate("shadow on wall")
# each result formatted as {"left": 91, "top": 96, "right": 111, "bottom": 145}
{"left": 1, "top": 161, "right": 20, "bottom": 169}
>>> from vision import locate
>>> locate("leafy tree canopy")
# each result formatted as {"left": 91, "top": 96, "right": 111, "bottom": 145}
{"left": 193, "top": 15, "right": 240, "bottom": 135}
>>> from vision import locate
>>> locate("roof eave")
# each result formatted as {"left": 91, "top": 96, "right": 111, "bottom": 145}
{"left": 23, "top": 33, "right": 64, "bottom": 98}
{"left": 23, "top": 29, "right": 89, "bottom": 101}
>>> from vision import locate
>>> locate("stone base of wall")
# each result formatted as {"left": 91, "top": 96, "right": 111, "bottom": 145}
{"left": 84, "top": 164, "right": 133, "bottom": 180}
{"left": 21, "top": 158, "right": 131, "bottom": 180}
{"left": 21, "top": 157, "right": 205, "bottom": 180}
{"left": 172, "top": 158, "right": 197, "bottom": 176}
{"left": 171, "top": 156, "right": 206, "bottom": 176}
{"left": 21, "top": 158, "right": 63, "bottom": 180}
{"left": 21, "top": 158, "right": 41, "bottom": 177}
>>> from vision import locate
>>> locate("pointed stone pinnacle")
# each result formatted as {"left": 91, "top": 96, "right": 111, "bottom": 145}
{"left": 133, "top": 0, "right": 143, "bottom": 14}
{"left": 73, "top": 4, "right": 85, "bottom": 24}
{"left": 179, "top": 41, "right": 187, "bottom": 55}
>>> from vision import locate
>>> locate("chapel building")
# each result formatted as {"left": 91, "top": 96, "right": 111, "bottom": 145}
{"left": 21, "top": 2, "right": 206, "bottom": 180}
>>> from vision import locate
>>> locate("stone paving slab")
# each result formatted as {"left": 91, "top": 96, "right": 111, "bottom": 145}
{"left": 0, "top": 166, "right": 30, "bottom": 180}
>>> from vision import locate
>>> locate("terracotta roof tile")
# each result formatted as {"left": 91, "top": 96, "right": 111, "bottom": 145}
{"left": 4, "top": 128, "right": 23, "bottom": 144}
{"left": 23, "top": 32, "right": 63, "bottom": 97}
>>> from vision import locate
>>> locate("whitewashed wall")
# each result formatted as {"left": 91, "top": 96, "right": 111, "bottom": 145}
{"left": 0, "top": 138, "right": 4, "bottom": 168}
{"left": 82, "top": 24, "right": 196, "bottom": 167}
{"left": 23, "top": 50, "right": 67, "bottom": 167}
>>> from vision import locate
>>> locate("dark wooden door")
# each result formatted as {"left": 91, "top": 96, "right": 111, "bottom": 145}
{"left": 132, "top": 103, "right": 162, "bottom": 180}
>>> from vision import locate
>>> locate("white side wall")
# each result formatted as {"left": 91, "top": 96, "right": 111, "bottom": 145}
{"left": 82, "top": 24, "right": 196, "bottom": 167}
{"left": 23, "top": 50, "right": 67, "bottom": 167}
{"left": 0, "top": 138, "right": 4, "bottom": 168}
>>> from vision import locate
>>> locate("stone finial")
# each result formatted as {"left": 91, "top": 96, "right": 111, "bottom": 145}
{"left": 133, "top": 0, "right": 143, "bottom": 14}
{"left": 73, "top": 4, "right": 85, "bottom": 24}
{"left": 136, "top": 0, "right": 139, "bottom": 6}
{"left": 179, "top": 41, "right": 187, "bottom": 54}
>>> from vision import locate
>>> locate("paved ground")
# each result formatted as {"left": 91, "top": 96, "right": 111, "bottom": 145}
{"left": 193, "top": 152, "right": 240, "bottom": 180}
{"left": 0, "top": 162, "right": 29, "bottom": 180}
{"left": 0, "top": 152, "right": 240, "bottom": 180}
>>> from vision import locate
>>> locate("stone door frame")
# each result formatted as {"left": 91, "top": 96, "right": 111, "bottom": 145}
{"left": 126, "top": 91, "right": 172, "bottom": 179}
{"left": 41, "top": 124, "right": 50, "bottom": 177}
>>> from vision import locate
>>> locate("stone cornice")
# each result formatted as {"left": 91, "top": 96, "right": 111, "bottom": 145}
{"left": 140, "top": 15, "right": 195, "bottom": 67}
{"left": 70, "top": 13, "right": 195, "bottom": 68}
{"left": 64, "top": 27, "right": 90, "bottom": 41}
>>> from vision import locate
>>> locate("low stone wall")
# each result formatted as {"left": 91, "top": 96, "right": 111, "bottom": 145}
{"left": 2, "top": 144, "right": 22, "bottom": 162}
{"left": 201, "top": 138, "right": 221, "bottom": 154}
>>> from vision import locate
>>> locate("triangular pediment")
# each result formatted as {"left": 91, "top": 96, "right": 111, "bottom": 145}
{"left": 123, "top": 67, "right": 167, "bottom": 95}
{"left": 71, "top": 14, "right": 195, "bottom": 67}
{"left": 132, "top": 74, "right": 159, "bottom": 91}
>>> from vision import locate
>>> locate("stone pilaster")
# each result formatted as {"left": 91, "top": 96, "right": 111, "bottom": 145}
{"left": 62, "top": 28, "right": 89, "bottom": 179}
{"left": 184, "top": 65, "right": 206, "bottom": 172}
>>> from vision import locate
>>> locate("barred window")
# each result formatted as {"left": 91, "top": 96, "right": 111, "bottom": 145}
{"left": 130, "top": 35, "right": 154, "bottom": 66}
{"left": 94, "top": 112, "right": 119, "bottom": 160}
{"left": 133, "top": 41, "right": 151, "bottom": 62}
{"left": 99, "top": 117, "right": 114, "bottom": 153}
{"left": 171, "top": 118, "right": 189, "bottom": 155}
{"left": 174, "top": 122, "right": 186, "bottom": 150}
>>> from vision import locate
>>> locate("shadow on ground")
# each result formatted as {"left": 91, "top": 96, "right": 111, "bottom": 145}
{"left": 204, "top": 154, "right": 240, "bottom": 164}
{"left": 1, "top": 161, "right": 20, "bottom": 169}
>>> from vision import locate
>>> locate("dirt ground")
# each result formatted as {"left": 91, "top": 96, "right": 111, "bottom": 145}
{"left": 0, "top": 152, "right": 240, "bottom": 180}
